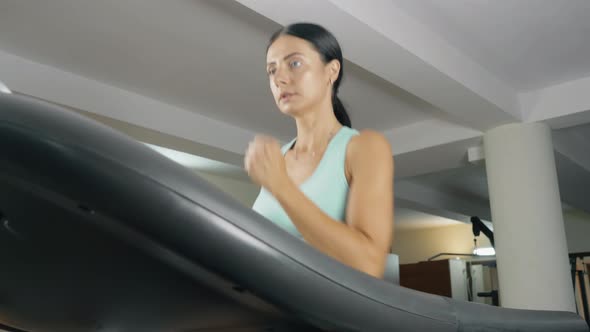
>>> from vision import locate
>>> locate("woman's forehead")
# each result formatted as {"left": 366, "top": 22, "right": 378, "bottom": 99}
{"left": 266, "top": 35, "right": 316, "bottom": 62}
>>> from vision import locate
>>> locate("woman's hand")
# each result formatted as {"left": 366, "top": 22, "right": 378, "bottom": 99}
{"left": 244, "top": 135, "right": 291, "bottom": 195}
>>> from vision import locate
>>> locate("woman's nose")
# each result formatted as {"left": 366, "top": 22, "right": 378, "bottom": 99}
{"left": 273, "top": 66, "right": 289, "bottom": 86}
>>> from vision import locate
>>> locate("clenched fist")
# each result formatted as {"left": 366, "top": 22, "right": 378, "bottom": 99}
{"left": 244, "top": 135, "right": 291, "bottom": 195}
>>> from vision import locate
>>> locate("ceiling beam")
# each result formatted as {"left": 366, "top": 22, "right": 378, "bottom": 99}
{"left": 395, "top": 179, "right": 492, "bottom": 223}
{"left": 385, "top": 118, "right": 481, "bottom": 155}
{"left": 522, "top": 75, "right": 590, "bottom": 128}
{"left": 0, "top": 49, "right": 256, "bottom": 164}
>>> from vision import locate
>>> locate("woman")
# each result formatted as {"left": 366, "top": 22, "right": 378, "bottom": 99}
{"left": 244, "top": 23, "right": 394, "bottom": 279}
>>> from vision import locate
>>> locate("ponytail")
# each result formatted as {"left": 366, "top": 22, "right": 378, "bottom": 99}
{"left": 332, "top": 95, "right": 351, "bottom": 128}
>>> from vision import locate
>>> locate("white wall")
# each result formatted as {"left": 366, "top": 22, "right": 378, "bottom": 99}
{"left": 389, "top": 208, "right": 590, "bottom": 265}
{"left": 391, "top": 223, "right": 492, "bottom": 264}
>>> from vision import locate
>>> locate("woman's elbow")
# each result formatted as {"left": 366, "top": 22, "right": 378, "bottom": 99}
{"left": 360, "top": 247, "right": 388, "bottom": 279}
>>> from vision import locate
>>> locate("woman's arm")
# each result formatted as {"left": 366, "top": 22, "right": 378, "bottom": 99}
{"left": 273, "top": 130, "right": 394, "bottom": 278}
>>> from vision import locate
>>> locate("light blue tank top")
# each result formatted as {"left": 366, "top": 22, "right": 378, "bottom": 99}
{"left": 251, "top": 126, "right": 359, "bottom": 238}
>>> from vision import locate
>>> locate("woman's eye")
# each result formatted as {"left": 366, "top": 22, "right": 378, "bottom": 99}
{"left": 290, "top": 60, "right": 301, "bottom": 68}
{"left": 267, "top": 68, "right": 276, "bottom": 75}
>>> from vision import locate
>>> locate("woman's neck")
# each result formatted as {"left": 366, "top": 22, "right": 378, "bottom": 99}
{"left": 292, "top": 104, "right": 342, "bottom": 155}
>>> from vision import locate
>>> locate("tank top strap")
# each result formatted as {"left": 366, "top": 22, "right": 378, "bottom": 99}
{"left": 281, "top": 137, "right": 296, "bottom": 156}
{"left": 330, "top": 126, "right": 358, "bottom": 155}
{"left": 322, "top": 126, "right": 359, "bottom": 185}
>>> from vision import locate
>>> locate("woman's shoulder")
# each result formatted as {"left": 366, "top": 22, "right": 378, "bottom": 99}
{"left": 347, "top": 129, "right": 392, "bottom": 157}
{"left": 345, "top": 129, "right": 394, "bottom": 179}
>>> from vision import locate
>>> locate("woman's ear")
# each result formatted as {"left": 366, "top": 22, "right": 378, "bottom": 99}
{"left": 327, "top": 59, "right": 341, "bottom": 83}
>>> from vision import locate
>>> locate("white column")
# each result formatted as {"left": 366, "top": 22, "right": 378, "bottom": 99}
{"left": 484, "top": 122, "right": 575, "bottom": 312}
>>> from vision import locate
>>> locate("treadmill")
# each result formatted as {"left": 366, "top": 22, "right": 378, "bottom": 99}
{"left": 1, "top": 92, "right": 588, "bottom": 331}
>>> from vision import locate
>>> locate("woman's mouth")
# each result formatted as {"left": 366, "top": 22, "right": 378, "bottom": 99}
{"left": 280, "top": 92, "right": 296, "bottom": 102}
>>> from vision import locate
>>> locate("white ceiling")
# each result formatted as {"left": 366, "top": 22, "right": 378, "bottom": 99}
{"left": 0, "top": 0, "right": 437, "bottom": 141}
{"left": 404, "top": 126, "right": 590, "bottom": 224}
{"left": 390, "top": 0, "right": 590, "bottom": 91}
{"left": 1, "top": 0, "right": 590, "bottom": 229}
{"left": 408, "top": 164, "right": 490, "bottom": 202}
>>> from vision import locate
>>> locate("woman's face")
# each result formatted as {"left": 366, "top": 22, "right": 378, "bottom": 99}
{"left": 266, "top": 35, "right": 338, "bottom": 116}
